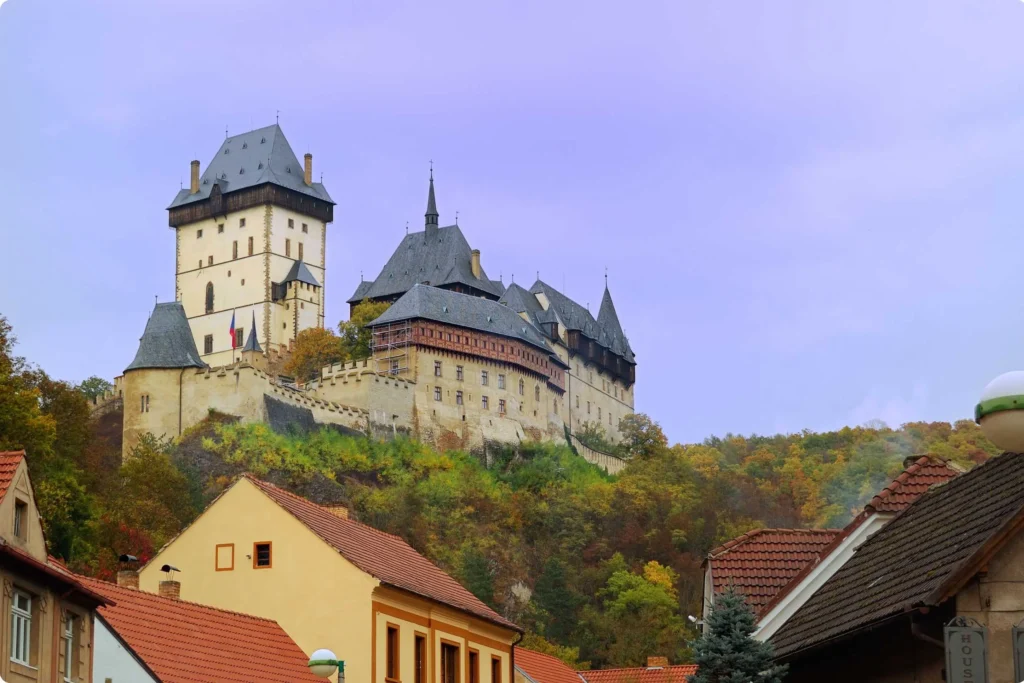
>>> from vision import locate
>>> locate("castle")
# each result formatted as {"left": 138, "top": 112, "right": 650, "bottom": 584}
{"left": 110, "top": 124, "right": 636, "bottom": 466}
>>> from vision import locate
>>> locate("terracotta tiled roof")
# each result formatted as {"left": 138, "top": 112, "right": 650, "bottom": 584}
{"left": 772, "top": 451, "right": 1024, "bottom": 658}
{"left": 80, "top": 576, "right": 320, "bottom": 683}
{"left": 865, "top": 455, "right": 960, "bottom": 513}
{"left": 578, "top": 664, "right": 698, "bottom": 683}
{"left": 515, "top": 649, "right": 583, "bottom": 683}
{"left": 0, "top": 451, "right": 25, "bottom": 505}
{"left": 707, "top": 528, "right": 841, "bottom": 614}
{"left": 246, "top": 476, "right": 519, "bottom": 631}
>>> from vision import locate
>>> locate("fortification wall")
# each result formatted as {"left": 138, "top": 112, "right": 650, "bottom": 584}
{"left": 568, "top": 433, "right": 627, "bottom": 475}
{"left": 314, "top": 359, "right": 415, "bottom": 435}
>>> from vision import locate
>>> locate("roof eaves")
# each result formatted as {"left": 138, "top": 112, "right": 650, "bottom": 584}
{"left": 94, "top": 612, "right": 163, "bottom": 683}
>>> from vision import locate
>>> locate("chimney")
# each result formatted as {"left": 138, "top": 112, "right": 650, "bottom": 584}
{"left": 190, "top": 160, "right": 200, "bottom": 194}
{"left": 646, "top": 657, "right": 668, "bottom": 669}
{"left": 471, "top": 249, "right": 481, "bottom": 279}
{"left": 322, "top": 504, "right": 349, "bottom": 519}
{"left": 304, "top": 153, "right": 313, "bottom": 186}
{"left": 116, "top": 569, "right": 139, "bottom": 590}
{"left": 158, "top": 580, "right": 181, "bottom": 600}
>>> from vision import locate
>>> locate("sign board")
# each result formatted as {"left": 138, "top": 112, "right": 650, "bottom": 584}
{"left": 945, "top": 619, "right": 988, "bottom": 683}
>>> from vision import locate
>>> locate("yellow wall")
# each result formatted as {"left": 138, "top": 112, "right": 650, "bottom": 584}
{"left": 138, "top": 478, "right": 378, "bottom": 683}
{"left": 122, "top": 368, "right": 185, "bottom": 454}
{"left": 565, "top": 356, "right": 634, "bottom": 444}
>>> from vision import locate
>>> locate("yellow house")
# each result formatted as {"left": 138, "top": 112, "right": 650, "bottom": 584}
{"left": 139, "top": 475, "right": 521, "bottom": 683}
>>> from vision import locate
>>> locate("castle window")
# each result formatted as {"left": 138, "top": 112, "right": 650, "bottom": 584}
{"left": 434, "top": 361, "right": 442, "bottom": 377}
{"left": 248, "top": 236, "right": 254, "bottom": 256}
{"left": 239, "top": 217, "right": 246, "bottom": 228}
{"left": 554, "top": 399, "right": 558, "bottom": 415}
{"left": 205, "top": 283, "right": 214, "bottom": 313}
{"left": 218, "top": 223, "right": 224, "bottom": 233}
{"left": 288, "top": 218, "right": 294, "bottom": 229}
{"left": 241, "top": 279, "right": 245, "bottom": 285}
{"left": 447, "top": 333, "right": 452, "bottom": 342}
{"left": 298, "top": 243, "right": 304, "bottom": 261}
{"left": 208, "top": 255, "right": 213, "bottom": 266}
{"left": 390, "top": 359, "right": 399, "bottom": 374}
{"left": 481, "top": 371, "right": 489, "bottom": 386}
{"left": 235, "top": 328, "right": 243, "bottom": 348}
{"left": 576, "top": 395, "right": 579, "bottom": 408}
{"left": 285, "top": 239, "right": 291, "bottom": 258}
{"left": 598, "top": 406, "right": 602, "bottom": 420}
{"left": 519, "top": 379, "right": 524, "bottom": 395}
{"left": 498, "top": 374, "right": 505, "bottom": 390}
{"left": 535, "top": 386, "right": 540, "bottom": 401}
{"left": 434, "top": 387, "right": 442, "bottom": 401}
{"left": 197, "top": 229, "right": 203, "bottom": 239}
{"left": 139, "top": 394, "right": 150, "bottom": 414}
{"left": 456, "top": 365, "right": 464, "bottom": 381}
{"left": 302, "top": 223, "right": 308, "bottom": 233}
{"left": 456, "top": 391, "right": 463, "bottom": 405}
{"left": 498, "top": 399, "right": 506, "bottom": 414}
{"left": 198, "top": 260, "right": 202, "bottom": 269}
{"left": 232, "top": 241, "right": 238, "bottom": 259}
{"left": 500, "top": 344, "right": 505, "bottom": 353}
{"left": 587, "top": 401, "right": 591, "bottom": 414}
{"left": 204, "top": 335, "right": 213, "bottom": 354}
{"left": 482, "top": 396, "right": 489, "bottom": 410}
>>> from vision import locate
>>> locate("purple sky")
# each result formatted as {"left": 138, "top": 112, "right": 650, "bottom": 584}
{"left": 2, "top": 0, "right": 1024, "bottom": 444}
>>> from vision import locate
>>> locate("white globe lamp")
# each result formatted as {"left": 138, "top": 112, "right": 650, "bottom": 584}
{"left": 308, "top": 649, "right": 343, "bottom": 680}
{"left": 976, "top": 371, "right": 1024, "bottom": 452}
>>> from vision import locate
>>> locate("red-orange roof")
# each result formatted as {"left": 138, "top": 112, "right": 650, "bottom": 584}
{"left": 515, "top": 648, "right": 583, "bottom": 683}
{"left": 80, "top": 576, "right": 320, "bottom": 683}
{"left": 578, "top": 664, "right": 698, "bottom": 683}
{"left": 707, "top": 528, "right": 841, "bottom": 614}
{"left": 246, "top": 476, "right": 519, "bottom": 631}
{"left": 0, "top": 451, "right": 25, "bottom": 505}
{"left": 866, "top": 455, "right": 960, "bottom": 513}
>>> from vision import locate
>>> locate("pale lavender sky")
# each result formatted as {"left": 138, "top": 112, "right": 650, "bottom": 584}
{"left": 2, "top": 0, "right": 1024, "bottom": 444}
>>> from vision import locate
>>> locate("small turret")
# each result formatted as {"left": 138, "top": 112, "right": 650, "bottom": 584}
{"left": 425, "top": 167, "right": 439, "bottom": 238}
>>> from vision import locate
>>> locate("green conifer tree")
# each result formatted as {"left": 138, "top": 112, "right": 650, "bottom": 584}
{"left": 688, "top": 589, "right": 787, "bottom": 683}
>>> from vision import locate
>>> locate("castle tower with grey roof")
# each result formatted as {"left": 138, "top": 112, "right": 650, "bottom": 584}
{"left": 167, "top": 124, "right": 334, "bottom": 366}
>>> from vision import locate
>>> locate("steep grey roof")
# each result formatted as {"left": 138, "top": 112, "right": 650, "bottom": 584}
{"left": 348, "top": 279, "right": 374, "bottom": 303}
{"left": 530, "top": 280, "right": 635, "bottom": 364}
{"left": 168, "top": 124, "right": 333, "bottom": 209}
{"left": 125, "top": 302, "right": 206, "bottom": 372}
{"left": 425, "top": 173, "right": 438, "bottom": 222}
{"left": 371, "top": 284, "right": 554, "bottom": 355}
{"left": 499, "top": 283, "right": 543, "bottom": 317}
{"left": 242, "top": 314, "right": 262, "bottom": 353}
{"left": 282, "top": 260, "right": 321, "bottom": 287}
{"left": 596, "top": 287, "right": 634, "bottom": 362}
{"left": 349, "top": 225, "right": 504, "bottom": 303}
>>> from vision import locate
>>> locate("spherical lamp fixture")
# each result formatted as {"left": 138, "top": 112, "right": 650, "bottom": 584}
{"left": 308, "top": 649, "right": 342, "bottom": 680}
{"left": 976, "top": 371, "right": 1024, "bottom": 452}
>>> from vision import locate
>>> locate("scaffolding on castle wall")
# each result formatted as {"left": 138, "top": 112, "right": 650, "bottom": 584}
{"left": 372, "top": 321, "right": 412, "bottom": 376}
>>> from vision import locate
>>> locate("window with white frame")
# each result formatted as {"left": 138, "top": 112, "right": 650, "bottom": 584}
{"left": 498, "top": 374, "right": 505, "bottom": 390}
{"left": 10, "top": 590, "right": 31, "bottom": 666}
{"left": 63, "top": 612, "right": 77, "bottom": 682}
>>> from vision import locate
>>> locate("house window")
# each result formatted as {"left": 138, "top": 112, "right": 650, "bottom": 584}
{"left": 253, "top": 542, "right": 272, "bottom": 568}
{"left": 519, "top": 379, "right": 524, "bottom": 395}
{"left": 434, "top": 387, "right": 442, "bottom": 402}
{"left": 285, "top": 239, "right": 291, "bottom": 257}
{"left": 298, "top": 243, "right": 304, "bottom": 261}
{"left": 288, "top": 218, "right": 294, "bottom": 229}
{"left": 498, "top": 399, "right": 506, "bottom": 414}
{"left": 196, "top": 229, "right": 203, "bottom": 239}
{"left": 248, "top": 236, "right": 254, "bottom": 256}
{"left": 218, "top": 223, "right": 224, "bottom": 233}
{"left": 441, "top": 643, "right": 460, "bottom": 683}
{"left": 10, "top": 590, "right": 31, "bottom": 666}
{"left": 469, "top": 650, "right": 480, "bottom": 683}
{"left": 456, "top": 391, "right": 463, "bottom": 406}
{"left": 208, "top": 255, "right": 214, "bottom": 266}
{"left": 302, "top": 223, "right": 308, "bottom": 233}
{"left": 63, "top": 612, "right": 77, "bottom": 682}
{"left": 415, "top": 635, "right": 427, "bottom": 683}
{"left": 239, "top": 217, "right": 246, "bottom": 228}
{"left": 386, "top": 624, "right": 400, "bottom": 681}
{"left": 235, "top": 328, "right": 244, "bottom": 348}
{"left": 434, "top": 361, "right": 442, "bottom": 377}
{"left": 139, "top": 394, "right": 150, "bottom": 414}
{"left": 498, "top": 374, "right": 505, "bottom": 390}
{"left": 535, "top": 386, "right": 540, "bottom": 401}
{"left": 14, "top": 500, "right": 27, "bottom": 540}
{"left": 456, "top": 365, "right": 464, "bottom": 381}
{"left": 481, "top": 371, "right": 489, "bottom": 386}
{"left": 482, "top": 396, "right": 489, "bottom": 410}
{"left": 491, "top": 657, "right": 502, "bottom": 683}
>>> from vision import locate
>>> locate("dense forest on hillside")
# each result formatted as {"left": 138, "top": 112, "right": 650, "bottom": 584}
{"left": 0, "top": 314, "right": 1001, "bottom": 668}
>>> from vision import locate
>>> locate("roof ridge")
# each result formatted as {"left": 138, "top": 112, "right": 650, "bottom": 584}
{"left": 708, "top": 527, "right": 839, "bottom": 558}
{"left": 79, "top": 575, "right": 283, "bottom": 624}
{"left": 578, "top": 665, "right": 698, "bottom": 674}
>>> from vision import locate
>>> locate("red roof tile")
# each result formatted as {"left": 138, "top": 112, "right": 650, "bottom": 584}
{"left": 578, "top": 664, "right": 698, "bottom": 683}
{"left": 865, "top": 455, "right": 960, "bottom": 513}
{"left": 515, "top": 648, "right": 583, "bottom": 683}
{"left": 80, "top": 576, "right": 320, "bottom": 683}
{"left": 0, "top": 451, "right": 25, "bottom": 505}
{"left": 246, "top": 476, "right": 519, "bottom": 631}
{"left": 707, "top": 528, "right": 841, "bottom": 614}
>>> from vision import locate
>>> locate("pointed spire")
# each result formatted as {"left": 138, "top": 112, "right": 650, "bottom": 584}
{"left": 242, "top": 312, "right": 262, "bottom": 353}
{"left": 425, "top": 162, "right": 439, "bottom": 235}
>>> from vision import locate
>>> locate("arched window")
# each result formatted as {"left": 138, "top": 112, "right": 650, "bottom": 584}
{"left": 205, "top": 282, "right": 214, "bottom": 313}
{"left": 518, "top": 379, "right": 524, "bottom": 395}
{"left": 534, "top": 385, "right": 540, "bottom": 402}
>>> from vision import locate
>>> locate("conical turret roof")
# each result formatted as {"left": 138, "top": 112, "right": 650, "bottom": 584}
{"left": 125, "top": 302, "right": 206, "bottom": 372}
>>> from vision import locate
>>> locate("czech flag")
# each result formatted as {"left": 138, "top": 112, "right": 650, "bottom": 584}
{"left": 229, "top": 312, "right": 236, "bottom": 348}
